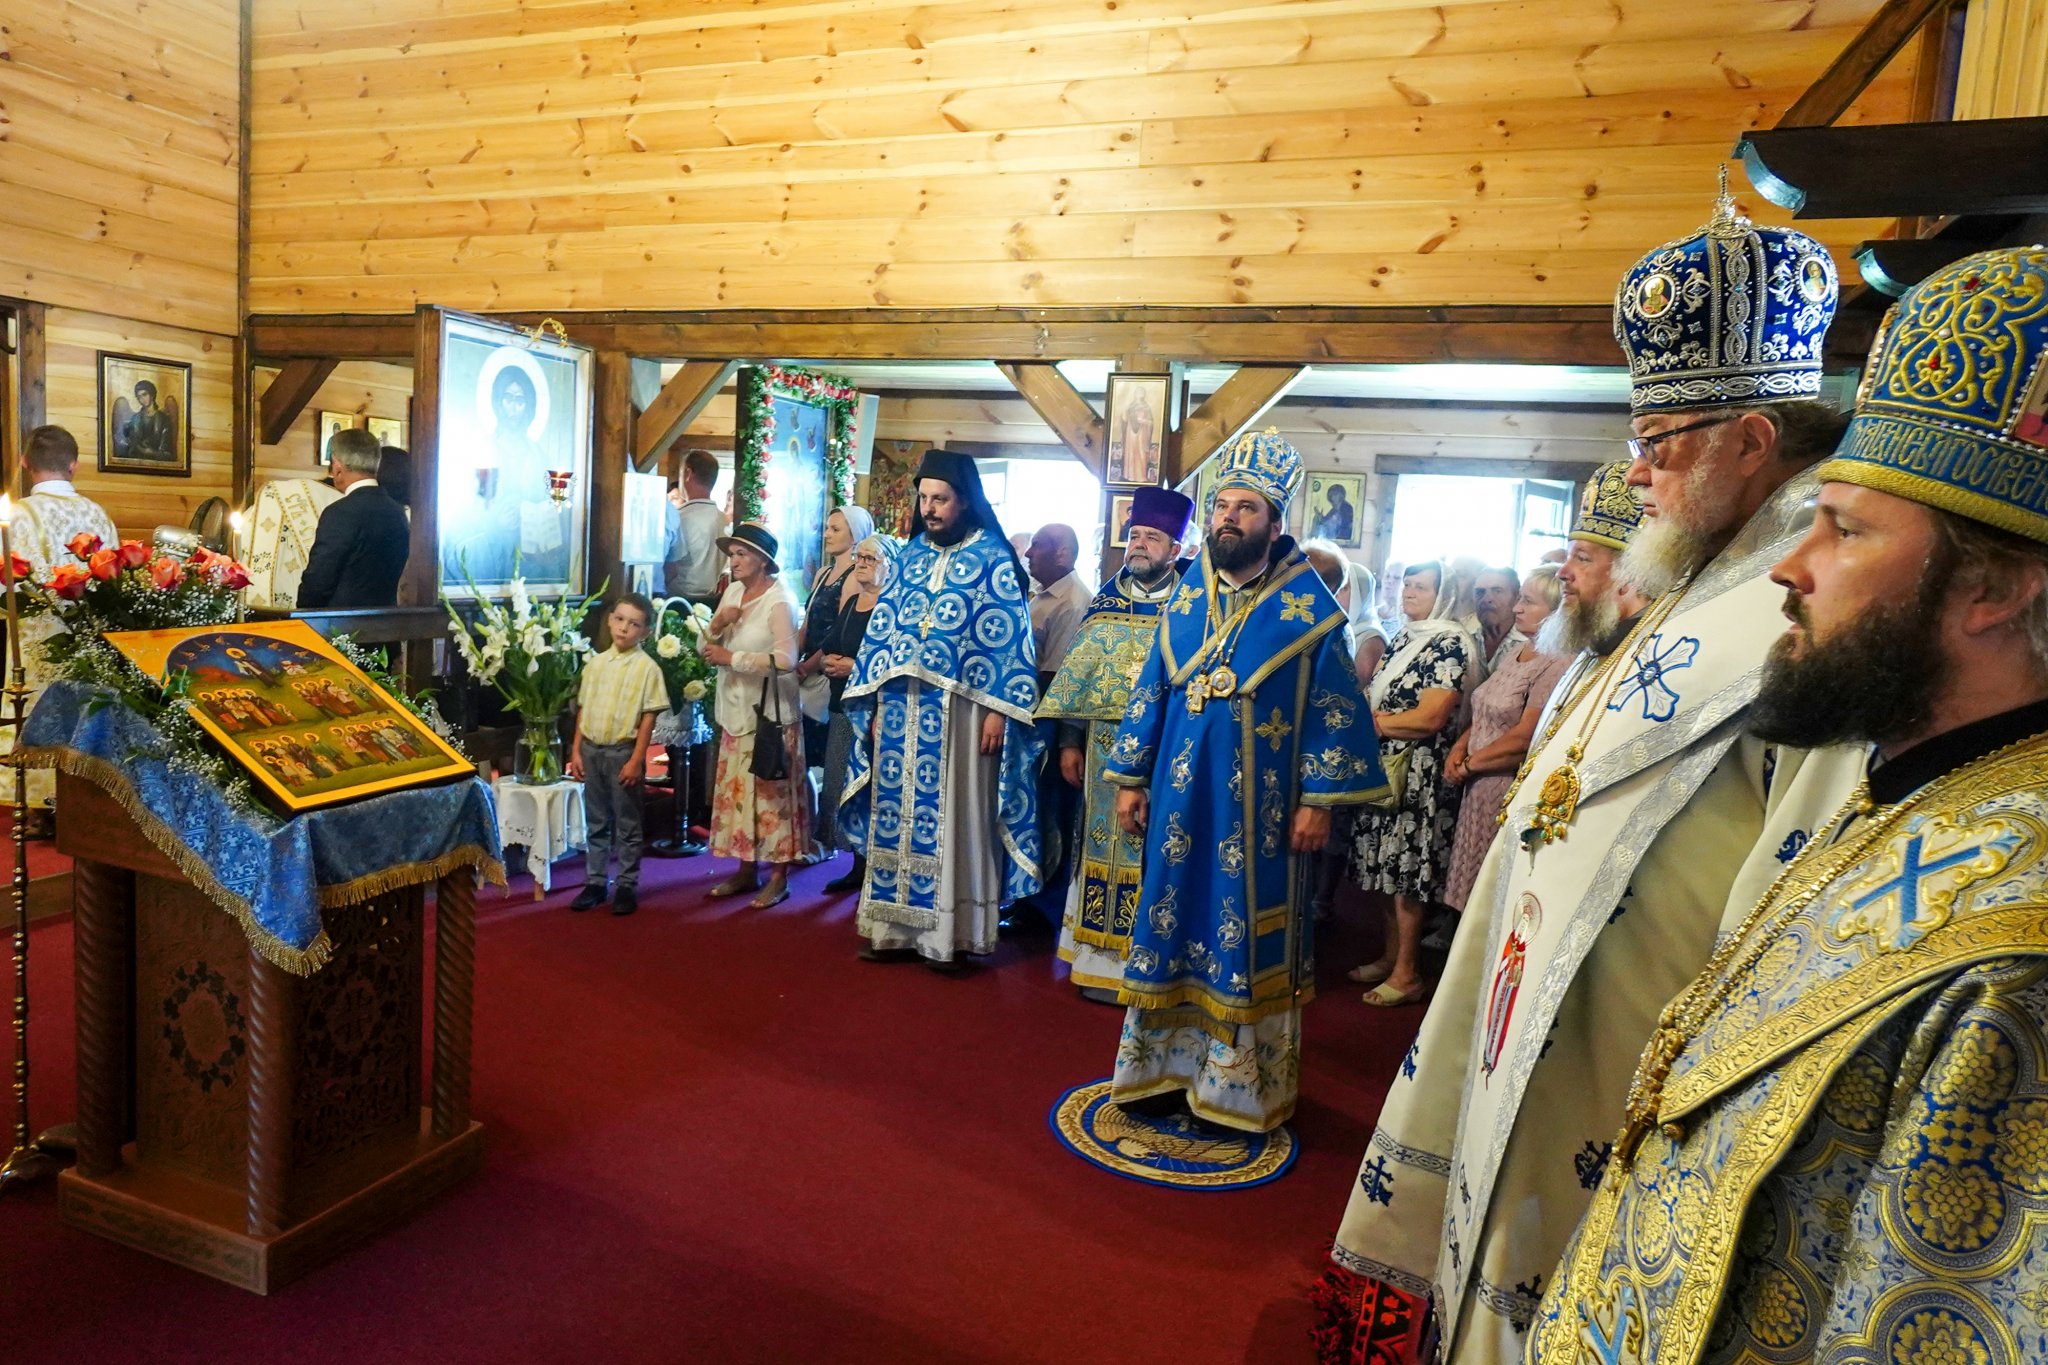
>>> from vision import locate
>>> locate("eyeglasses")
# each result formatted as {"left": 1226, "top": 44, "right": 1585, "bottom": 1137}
{"left": 853, "top": 553, "right": 882, "bottom": 564}
{"left": 1626, "top": 415, "right": 1736, "bottom": 470}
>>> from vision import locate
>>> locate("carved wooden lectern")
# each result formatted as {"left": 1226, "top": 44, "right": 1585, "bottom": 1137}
{"left": 54, "top": 773, "right": 484, "bottom": 1293}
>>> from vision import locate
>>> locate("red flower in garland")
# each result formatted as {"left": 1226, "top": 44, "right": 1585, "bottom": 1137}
{"left": 7, "top": 553, "right": 30, "bottom": 581}
{"left": 116, "top": 540, "right": 150, "bottom": 570}
{"left": 88, "top": 547, "right": 120, "bottom": 581}
{"left": 67, "top": 533, "right": 102, "bottom": 560}
{"left": 218, "top": 561, "right": 251, "bottom": 591}
{"left": 47, "top": 564, "right": 92, "bottom": 600}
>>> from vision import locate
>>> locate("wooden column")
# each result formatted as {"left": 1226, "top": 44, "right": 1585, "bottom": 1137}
{"left": 400, "top": 306, "right": 446, "bottom": 609}
{"left": 69, "top": 858, "right": 132, "bottom": 1180}
{"left": 591, "top": 350, "right": 633, "bottom": 603}
{"left": 431, "top": 871, "right": 477, "bottom": 1139}
{"left": 13, "top": 303, "right": 46, "bottom": 502}
{"left": 243, "top": 951, "right": 296, "bottom": 1238}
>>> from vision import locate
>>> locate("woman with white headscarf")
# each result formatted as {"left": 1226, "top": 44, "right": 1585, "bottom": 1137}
{"left": 797, "top": 505, "right": 874, "bottom": 739}
{"left": 1348, "top": 559, "right": 1478, "bottom": 1007}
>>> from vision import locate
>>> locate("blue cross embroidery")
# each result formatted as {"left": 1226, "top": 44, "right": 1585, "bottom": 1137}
{"left": 1400, "top": 1040, "right": 1420, "bottom": 1080}
{"left": 1776, "top": 829, "right": 1809, "bottom": 864}
{"left": 1583, "top": 1279, "right": 1645, "bottom": 1365}
{"left": 1358, "top": 1156, "right": 1394, "bottom": 1205}
{"left": 1511, "top": 1277, "right": 1545, "bottom": 1334}
{"left": 1574, "top": 1141, "right": 1613, "bottom": 1190}
{"left": 1606, "top": 633, "right": 1699, "bottom": 723}
{"left": 1833, "top": 825, "right": 2019, "bottom": 949}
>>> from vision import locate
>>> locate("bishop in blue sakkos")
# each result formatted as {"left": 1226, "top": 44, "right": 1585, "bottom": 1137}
{"left": 1101, "top": 429, "right": 1387, "bottom": 1132}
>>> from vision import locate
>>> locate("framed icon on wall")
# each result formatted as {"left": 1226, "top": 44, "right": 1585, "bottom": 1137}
{"left": 98, "top": 352, "right": 192, "bottom": 477}
{"left": 1106, "top": 373, "right": 1169, "bottom": 485}
{"left": 316, "top": 410, "right": 356, "bottom": 466}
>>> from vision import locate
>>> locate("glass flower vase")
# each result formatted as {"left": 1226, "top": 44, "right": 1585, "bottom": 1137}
{"left": 514, "top": 716, "right": 564, "bottom": 786}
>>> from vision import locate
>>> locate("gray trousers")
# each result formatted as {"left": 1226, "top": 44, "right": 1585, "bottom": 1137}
{"left": 581, "top": 741, "right": 644, "bottom": 890}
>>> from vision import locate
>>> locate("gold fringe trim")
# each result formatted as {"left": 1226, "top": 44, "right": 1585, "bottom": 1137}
{"left": 1117, "top": 977, "right": 1310, "bottom": 1038}
{"left": 22, "top": 746, "right": 502, "bottom": 978}
{"left": 316, "top": 849, "right": 507, "bottom": 911}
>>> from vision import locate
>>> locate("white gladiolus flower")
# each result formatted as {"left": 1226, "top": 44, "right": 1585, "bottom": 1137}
{"left": 683, "top": 680, "right": 707, "bottom": 701}
{"left": 520, "top": 625, "right": 549, "bottom": 657}
{"left": 656, "top": 635, "right": 682, "bottom": 658}
{"left": 509, "top": 579, "right": 530, "bottom": 623}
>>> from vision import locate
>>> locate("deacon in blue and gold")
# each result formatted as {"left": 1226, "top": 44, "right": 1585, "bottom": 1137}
{"left": 1534, "top": 246, "right": 2048, "bottom": 1365}
{"left": 1037, "top": 486, "right": 1195, "bottom": 1002}
{"left": 1101, "top": 430, "right": 1387, "bottom": 1132}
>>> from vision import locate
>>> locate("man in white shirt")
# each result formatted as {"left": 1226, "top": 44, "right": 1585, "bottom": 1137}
{"left": 1019, "top": 521, "right": 1091, "bottom": 932}
{"left": 1025, "top": 523, "right": 1089, "bottom": 688}
{"left": 664, "top": 448, "right": 727, "bottom": 605}
{"left": 8, "top": 425, "right": 119, "bottom": 826}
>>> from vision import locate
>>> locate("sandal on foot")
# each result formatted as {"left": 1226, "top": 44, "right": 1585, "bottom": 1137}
{"left": 1362, "top": 982, "right": 1430, "bottom": 1008}
{"left": 749, "top": 885, "right": 790, "bottom": 910}
{"left": 1346, "top": 961, "right": 1394, "bottom": 986}
{"left": 709, "top": 874, "right": 760, "bottom": 897}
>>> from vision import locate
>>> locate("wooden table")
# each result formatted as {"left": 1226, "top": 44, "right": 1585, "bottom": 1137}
{"left": 54, "top": 772, "right": 485, "bottom": 1294}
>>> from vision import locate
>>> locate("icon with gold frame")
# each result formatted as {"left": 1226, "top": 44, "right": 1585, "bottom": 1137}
{"left": 101, "top": 620, "right": 473, "bottom": 814}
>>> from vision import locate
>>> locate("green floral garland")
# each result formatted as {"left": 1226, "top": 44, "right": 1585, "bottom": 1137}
{"left": 733, "top": 363, "right": 859, "bottom": 526}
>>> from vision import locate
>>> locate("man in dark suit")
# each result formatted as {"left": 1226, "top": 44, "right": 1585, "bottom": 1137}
{"left": 299, "top": 427, "right": 410, "bottom": 609}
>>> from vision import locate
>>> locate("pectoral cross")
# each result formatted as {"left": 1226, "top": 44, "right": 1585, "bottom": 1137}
{"left": 919, "top": 611, "right": 935, "bottom": 640}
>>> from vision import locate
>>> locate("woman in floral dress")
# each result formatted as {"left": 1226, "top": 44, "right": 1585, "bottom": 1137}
{"left": 1440, "top": 566, "right": 1568, "bottom": 911}
{"left": 701, "top": 523, "right": 809, "bottom": 908}
{"left": 1349, "top": 560, "right": 1477, "bottom": 1007}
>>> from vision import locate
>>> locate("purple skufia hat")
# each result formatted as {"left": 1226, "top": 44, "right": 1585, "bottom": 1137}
{"left": 1128, "top": 486, "right": 1193, "bottom": 540}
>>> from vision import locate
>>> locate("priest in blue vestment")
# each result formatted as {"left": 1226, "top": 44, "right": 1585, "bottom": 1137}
{"left": 1102, "top": 430, "right": 1388, "bottom": 1131}
{"left": 1037, "top": 485, "right": 1195, "bottom": 1001}
{"left": 840, "top": 451, "right": 1043, "bottom": 969}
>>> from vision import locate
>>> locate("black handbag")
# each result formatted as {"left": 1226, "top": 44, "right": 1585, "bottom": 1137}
{"left": 749, "top": 665, "right": 790, "bottom": 782}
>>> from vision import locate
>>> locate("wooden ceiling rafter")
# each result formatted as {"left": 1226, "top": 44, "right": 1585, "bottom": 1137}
{"left": 255, "top": 357, "right": 339, "bottom": 446}
{"left": 994, "top": 361, "right": 1106, "bottom": 478}
{"left": 632, "top": 359, "right": 739, "bottom": 471}
{"left": 1167, "top": 365, "right": 1307, "bottom": 487}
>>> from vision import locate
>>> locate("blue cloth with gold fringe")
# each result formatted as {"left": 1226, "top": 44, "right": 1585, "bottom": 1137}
{"left": 22, "top": 681, "right": 504, "bottom": 974}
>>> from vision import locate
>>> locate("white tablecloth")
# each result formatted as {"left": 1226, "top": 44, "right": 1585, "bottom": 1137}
{"left": 493, "top": 777, "right": 587, "bottom": 898}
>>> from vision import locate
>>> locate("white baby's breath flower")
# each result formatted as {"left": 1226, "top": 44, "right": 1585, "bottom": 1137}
{"left": 656, "top": 634, "right": 682, "bottom": 658}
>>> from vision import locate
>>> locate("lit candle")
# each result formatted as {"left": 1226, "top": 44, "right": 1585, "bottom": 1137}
{"left": 0, "top": 494, "right": 17, "bottom": 678}
{"left": 227, "top": 507, "right": 246, "bottom": 563}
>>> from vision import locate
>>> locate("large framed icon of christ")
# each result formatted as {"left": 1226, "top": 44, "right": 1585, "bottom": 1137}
{"left": 102, "top": 620, "right": 475, "bottom": 814}
{"left": 431, "top": 312, "right": 595, "bottom": 598}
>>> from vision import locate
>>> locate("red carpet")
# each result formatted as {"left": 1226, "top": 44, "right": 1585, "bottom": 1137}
{"left": 2, "top": 852, "right": 1415, "bottom": 1365}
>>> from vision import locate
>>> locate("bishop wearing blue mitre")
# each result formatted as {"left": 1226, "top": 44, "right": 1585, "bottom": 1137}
{"left": 1101, "top": 428, "right": 1388, "bottom": 1132}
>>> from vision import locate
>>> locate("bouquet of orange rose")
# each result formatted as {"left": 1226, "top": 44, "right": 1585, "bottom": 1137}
{"left": 14, "top": 533, "right": 262, "bottom": 805}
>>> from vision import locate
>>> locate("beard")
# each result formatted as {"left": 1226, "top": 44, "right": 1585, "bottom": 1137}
{"left": 1749, "top": 569, "right": 1951, "bottom": 749}
{"left": 924, "top": 508, "right": 973, "bottom": 546}
{"left": 1210, "top": 521, "right": 1274, "bottom": 573}
{"left": 1124, "top": 549, "right": 1175, "bottom": 587}
{"left": 1618, "top": 444, "right": 1747, "bottom": 597}
{"left": 1537, "top": 591, "right": 1622, "bottom": 656}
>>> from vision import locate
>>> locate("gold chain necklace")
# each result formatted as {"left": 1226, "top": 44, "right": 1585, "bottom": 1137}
{"left": 1497, "top": 581, "right": 1691, "bottom": 848}
{"left": 1614, "top": 777, "right": 1882, "bottom": 1163}
{"left": 1181, "top": 552, "right": 1276, "bottom": 714}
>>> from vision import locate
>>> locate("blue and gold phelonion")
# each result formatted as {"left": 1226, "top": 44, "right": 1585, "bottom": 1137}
{"left": 1819, "top": 245, "right": 2048, "bottom": 542}
{"left": 1614, "top": 171, "right": 1839, "bottom": 416}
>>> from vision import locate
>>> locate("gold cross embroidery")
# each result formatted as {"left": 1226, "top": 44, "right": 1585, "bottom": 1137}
{"left": 1279, "top": 591, "right": 1315, "bottom": 623}
{"left": 1170, "top": 583, "right": 1201, "bottom": 615}
{"left": 1255, "top": 707, "right": 1293, "bottom": 751}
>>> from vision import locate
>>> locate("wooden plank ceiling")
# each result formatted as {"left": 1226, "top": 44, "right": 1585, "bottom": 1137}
{"left": 248, "top": 0, "right": 1921, "bottom": 315}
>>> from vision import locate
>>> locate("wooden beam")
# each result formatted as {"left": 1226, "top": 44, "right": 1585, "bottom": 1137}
{"left": 250, "top": 305, "right": 1621, "bottom": 368}
{"left": 1737, "top": 117, "right": 2048, "bottom": 218}
{"left": 13, "top": 302, "right": 46, "bottom": 500}
{"left": 1779, "top": 0, "right": 1954, "bottom": 129}
{"left": 1855, "top": 218, "right": 2025, "bottom": 296}
{"left": 590, "top": 350, "right": 633, "bottom": 609}
{"left": 399, "top": 306, "right": 444, "bottom": 609}
{"left": 1168, "top": 366, "right": 1305, "bottom": 488}
{"left": 256, "top": 358, "right": 339, "bottom": 447}
{"left": 632, "top": 359, "right": 737, "bottom": 472}
{"left": 995, "top": 361, "right": 1105, "bottom": 479}
{"left": 1376, "top": 455, "right": 1609, "bottom": 479}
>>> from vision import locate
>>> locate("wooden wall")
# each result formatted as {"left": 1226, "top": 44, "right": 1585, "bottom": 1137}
{"left": 248, "top": 0, "right": 1918, "bottom": 315}
{"left": 1954, "top": 0, "right": 2048, "bottom": 119}
{"left": 2, "top": 0, "right": 244, "bottom": 537}
{"left": 250, "top": 360, "right": 414, "bottom": 491}
{"left": 46, "top": 310, "right": 236, "bottom": 539}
